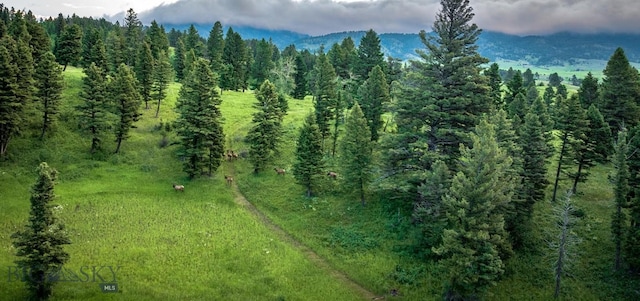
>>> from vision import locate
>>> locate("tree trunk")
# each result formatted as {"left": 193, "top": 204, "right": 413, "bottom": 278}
{"left": 572, "top": 160, "right": 585, "bottom": 194}
{"left": 552, "top": 133, "right": 569, "bottom": 203}
{"left": 155, "top": 100, "right": 161, "bottom": 118}
{"left": 360, "top": 178, "right": 366, "bottom": 207}
{"left": 306, "top": 186, "right": 312, "bottom": 198}
{"left": 615, "top": 204, "right": 622, "bottom": 270}
{"left": 114, "top": 138, "right": 123, "bottom": 154}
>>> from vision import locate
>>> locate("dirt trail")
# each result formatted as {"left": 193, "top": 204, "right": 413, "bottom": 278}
{"left": 228, "top": 180, "right": 379, "bottom": 300}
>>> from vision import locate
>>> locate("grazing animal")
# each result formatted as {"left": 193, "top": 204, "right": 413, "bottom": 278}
{"left": 224, "top": 175, "right": 233, "bottom": 186}
{"left": 172, "top": 183, "right": 185, "bottom": 192}
{"left": 274, "top": 168, "right": 286, "bottom": 176}
{"left": 327, "top": 171, "right": 338, "bottom": 179}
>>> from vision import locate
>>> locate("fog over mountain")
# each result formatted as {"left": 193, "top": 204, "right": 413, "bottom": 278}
{"left": 138, "top": 0, "right": 640, "bottom": 36}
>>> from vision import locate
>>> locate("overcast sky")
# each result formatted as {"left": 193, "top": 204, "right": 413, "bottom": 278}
{"left": 5, "top": 0, "right": 640, "bottom": 36}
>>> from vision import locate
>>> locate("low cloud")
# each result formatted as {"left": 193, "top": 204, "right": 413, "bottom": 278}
{"left": 138, "top": 0, "right": 640, "bottom": 36}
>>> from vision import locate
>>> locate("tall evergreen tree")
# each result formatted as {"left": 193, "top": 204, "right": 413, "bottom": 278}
{"left": 406, "top": 0, "right": 492, "bottom": 166}
{"left": 111, "top": 64, "right": 142, "bottom": 154}
{"left": 504, "top": 71, "right": 525, "bottom": 107}
{"left": 207, "top": 21, "right": 225, "bottom": 75}
{"left": 570, "top": 105, "right": 612, "bottom": 193}
{"left": 221, "top": 28, "right": 248, "bottom": 91}
{"left": 293, "top": 113, "right": 324, "bottom": 197}
{"left": 11, "top": 162, "right": 70, "bottom": 300}
{"left": 359, "top": 65, "right": 390, "bottom": 141}
{"left": 434, "top": 119, "right": 514, "bottom": 300}
{"left": 314, "top": 50, "right": 338, "bottom": 142}
{"left": 184, "top": 24, "right": 204, "bottom": 57}
{"left": 292, "top": 54, "right": 308, "bottom": 99}
{"left": 77, "top": 63, "right": 110, "bottom": 153}
{"left": 251, "top": 38, "right": 274, "bottom": 88}
{"left": 611, "top": 129, "right": 629, "bottom": 271}
{"left": 146, "top": 20, "right": 169, "bottom": 61}
{"left": 35, "top": 52, "right": 64, "bottom": 139}
{"left": 551, "top": 95, "right": 588, "bottom": 203}
{"left": 152, "top": 50, "right": 173, "bottom": 118}
{"left": 578, "top": 72, "right": 599, "bottom": 109}
{"left": 124, "top": 8, "right": 142, "bottom": 67}
{"left": 175, "top": 59, "right": 224, "bottom": 178}
{"left": 601, "top": 47, "right": 640, "bottom": 134}
{"left": 355, "top": 29, "right": 384, "bottom": 82}
{"left": 485, "top": 62, "right": 502, "bottom": 109}
{"left": 135, "top": 40, "right": 154, "bottom": 110}
{"left": 55, "top": 24, "right": 82, "bottom": 71}
{"left": 413, "top": 160, "right": 451, "bottom": 257}
{"left": 247, "top": 80, "right": 283, "bottom": 173}
{"left": 106, "top": 27, "right": 126, "bottom": 75}
{"left": 173, "top": 37, "right": 186, "bottom": 81}
{"left": 0, "top": 36, "right": 20, "bottom": 157}
{"left": 340, "top": 102, "right": 373, "bottom": 206}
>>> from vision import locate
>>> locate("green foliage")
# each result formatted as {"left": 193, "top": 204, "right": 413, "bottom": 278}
{"left": 292, "top": 54, "right": 307, "bottom": 99}
{"left": 152, "top": 50, "right": 173, "bottom": 118}
{"left": 11, "top": 162, "right": 70, "bottom": 300}
{"left": 77, "top": 63, "right": 110, "bottom": 153}
{"left": 221, "top": 28, "right": 249, "bottom": 91}
{"left": 135, "top": 40, "right": 154, "bottom": 110}
{"left": 55, "top": 24, "right": 82, "bottom": 70}
{"left": 175, "top": 59, "right": 224, "bottom": 178}
{"left": 359, "top": 65, "right": 390, "bottom": 141}
{"left": 339, "top": 102, "right": 373, "bottom": 206}
{"left": 146, "top": 20, "right": 170, "bottom": 61}
{"left": 247, "top": 80, "right": 282, "bottom": 173}
{"left": 548, "top": 72, "right": 563, "bottom": 87}
{"left": 207, "top": 21, "right": 225, "bottom": 75}
{"left": 173, "top": 37, "right": 186, "bottom": 81}
{"left": 578, "top": 72, "right": 599, "bottom": 108}
{"left": 105, "top": 27, "right": 126, "bottom": 75}
{"left": 184, "top": 24, "right": 204, "bottom": 57}
{"left": 35, "top": 52, "right": 64, "bottom": 139}
{"left": 434, "top": 119, "right": 514, "bottom": 300}
{"left": 0, "top": 36, "right": 21, "bottom": 157}
{"left": 505, "top": 71, "right": 525, "bottom": 108}
{"left": 612, "top": 130, "right": 629, "bottom": 270}
{"left": 413, "top": 160, "right": 450, "bottom": 258}
{"left": 251, "top": 38, "right": 275, "bottom": 88}
{"left": 111, "top": 64, "right": 142, "bottom": 154}
{"left": 355, "top": 29, "right": 384, "bottom": 83}
{"left": 313, "top": 50, "right": 338, "bottom": 141}
{"left": 293, "top": 113, "right": 324, "bottom": 197}
{"left": 485, "top": 62, "right": 503, "bottom": 109}
{"left": 601, "top": 47, "right": 640, "bottom": 134}
{"left": 123, "top": 8, "right": 142, "bottom": 67}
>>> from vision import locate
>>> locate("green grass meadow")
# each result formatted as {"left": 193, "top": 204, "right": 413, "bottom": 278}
{"left": 1, "top": 64, "right": 639, "bottom": 300}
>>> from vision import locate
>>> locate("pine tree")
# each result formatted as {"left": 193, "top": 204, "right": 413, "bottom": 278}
{"left": 293, "top": 113, "right": 324, "bottom": 197}
{"left": 207, "top": 21, "right": 225, "bottom": 75}
{"left": 184, "top": 24, "right": 203, "bottom": 57}
{"left": 549, "top": 72, "right": 563, "bottom": 87}
{"left": 124, "top": 8, "right": 142, "bottom": 67}
{"left": 485, "top": 62, "right": 503, "bottom": 109}
{"left": 111, "top": 64, "right": 142, "bottom": 154}
{"left": 410, "top": 0, "right": 492, "bottom": 165}
{"left": 11, "top": 162, "right": 71, "bottom": 300}
{"left": 106, "top": 27, "right": 126, "bottom": 75}
{"left": 359, "top": 65, "right": 390, "bottom": 141}
{"left": 434, "top": 119, "right": 514, "bottom": 300}
{"left": 175, "top": 59, "right": 224, "bottom": 178}
{"left": 55, "top": 24, "right": 82, "bottom": 71}
{"left": 505, "top": 71, "right": 525, "bottom": 107}
{"left": 35, "top": 52, "right": 64, "bottom": 139}
{"left": 413, "top": 160, "right": 451, "bottom": 257}
{"left": 247, "top": 80, "right": 283, "bottom": 173}
{"left": 292, "top": 54, "right": 308, "bottom": 99}
{"left": 314, "top": 50, "right": 338, "bottom": 142}
{"left": 0, "top": 36, "right": 20, "bottom": 157}
{"left": 340, "top": 102, "right": 373, "bottom": 206}
{"left": 251, "top": 38, "right": 274, "bottom": 88}
{"left": 530, "top": 97, "right": 554, "bottom": 157}
{"left": 152, "top": 50, "right": 173, "bottom": 118}
{"left": 355, "top": 29, "right": 384, "bottom": 82}
{"left": 135, "top": 40, "right": 154, "bottom": 110}
{"left": 522, "top": 68, "right": 535, "bottom": 87}
{"left": 551, "top": 95, "right": 588, "bottom": 203}
{"left": 518, "top": 111, "right": 550, "bottom": 247}
{"left": 221, "top": 28, "right": 248, "bottom": 91}
{"left": 611, "top": 129, "right": 629, "bottom": 271}
{"left": 570, "top": 105, "right": 612, "bottom": 193}
{"left": 578, "top": 72, "right": 599, "bottom": 109}
{"left": 146, "top": 20, "right": 169, "bottom": 61}
{"left": 601, "top": 48, "right": 640, "bottom": 134}
{"left": 173, "top": 37, "right": 186, "bottom": 81}
{"left": 77, "top": 63, "right": 110, "bottom": 153}
{"left": 552, "top": 192, "right": 580, "bottom": 298}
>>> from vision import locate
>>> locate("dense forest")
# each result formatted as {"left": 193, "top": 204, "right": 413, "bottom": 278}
{"left": 1, "top": 0, "right": 640, "bottom": 300}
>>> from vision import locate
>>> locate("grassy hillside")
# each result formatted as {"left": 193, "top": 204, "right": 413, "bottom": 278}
{"left": 0, "top": 67, "right": 365, "bottom": 301}
{"left": 1, "top": 65, "right": 638, "bottom": 300}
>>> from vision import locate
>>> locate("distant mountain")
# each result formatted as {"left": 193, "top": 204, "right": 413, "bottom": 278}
{"left": 165, "top": 23, "right": 640, "bottom": 66}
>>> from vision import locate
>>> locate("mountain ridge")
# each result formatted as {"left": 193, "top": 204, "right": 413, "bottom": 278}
{"left": 166, "top": 23, "right": 640, "bottom": 66}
